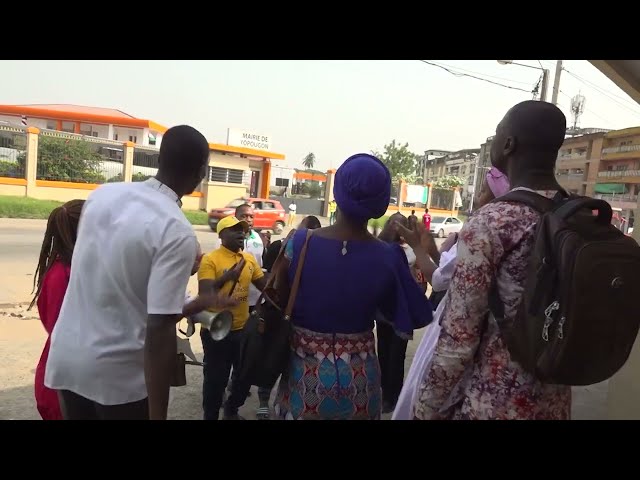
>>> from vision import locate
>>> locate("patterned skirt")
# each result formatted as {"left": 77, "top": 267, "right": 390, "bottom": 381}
{"left": 274, "top": 326, "right": 381, "bottom": 420}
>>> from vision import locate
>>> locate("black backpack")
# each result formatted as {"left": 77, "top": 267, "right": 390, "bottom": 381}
{"left": 490, "top": 189, "right": 640, "bottom": 386}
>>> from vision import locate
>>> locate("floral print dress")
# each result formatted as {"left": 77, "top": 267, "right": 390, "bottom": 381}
{"left": 414, "top": 190, "right": 571, "bottom": 420}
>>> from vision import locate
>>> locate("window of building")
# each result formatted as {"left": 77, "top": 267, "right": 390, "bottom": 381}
{"left": 208, "top": 167, "right": 244, "bottom": 184}
{"left": 114, "top": 133, "right": 119, "bottom": 141}
{"left": 275, "top": 177, "right": 289, "bottom": 187}
{"left": 80, "top": 123, "right": 93, "bottom": 136}
{"left": 61, "top": 121, "right": 75, "bottom": 133}
{"left": 46, "top": 120, "right": 57, "bottom": 130}
{"left": 129, "top": 135, "right": 137, "bottom": 143}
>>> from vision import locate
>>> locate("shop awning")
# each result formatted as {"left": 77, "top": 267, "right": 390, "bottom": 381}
{"left": 594, "top": 183, "right": 627, "bottom": 194}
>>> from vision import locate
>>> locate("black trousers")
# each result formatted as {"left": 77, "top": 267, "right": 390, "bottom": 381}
{"left": 376, "top": 321, "right": 409, "bottom": 406}
{"left": 201, "top": 328, "right": 251, "bottom": 420}
{"left": 58, "top": 390, "right": 149, "bottom": 420}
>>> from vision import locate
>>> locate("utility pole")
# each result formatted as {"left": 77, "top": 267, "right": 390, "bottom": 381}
{"left": 469, "top": 157, "right": 480, "bottom": 213}
{"left": 551, "top": 60, "right": 563, "bottom": 105}
{"left": 540, "top": 68, "right": 550, "bottom": 102}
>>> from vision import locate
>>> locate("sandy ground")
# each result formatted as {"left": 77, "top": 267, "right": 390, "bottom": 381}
{"left": 0, "top": 302, "right": 607, "bottom": 421}
{"left": 0, "top": 302, "right": 425, "bottom": 420}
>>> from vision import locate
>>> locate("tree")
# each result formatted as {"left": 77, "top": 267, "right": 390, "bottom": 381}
{"left": 302, "top": 152, "right": 316, "bottom": 170}
{"left": 372, "top": 140, "right": 418, "bottom": 184}
{"left": 432, "top": 175, "right": 464, "bottom": 190}
{"left": 20, "top": 136, "right": 105, "bottom": 183}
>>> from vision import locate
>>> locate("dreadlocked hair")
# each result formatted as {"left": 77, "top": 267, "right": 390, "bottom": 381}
{"left": 29, "top": 199, "right": 85, "bottom": 310}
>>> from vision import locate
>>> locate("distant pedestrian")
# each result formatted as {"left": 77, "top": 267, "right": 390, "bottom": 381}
{"left": 408, "top": 210, "right": 418, "bottom": 229}
{"left": 287, "top": 201, "right": 297, "bottom": 227}
{"left": 328, "top": 200, "right": 337, "bottom": 225}
{"left": 422, "top": 208, "right": 431, "bottom": 232}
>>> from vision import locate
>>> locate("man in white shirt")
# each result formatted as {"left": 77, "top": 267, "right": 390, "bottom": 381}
{"left": 46, "top": 125, "right": 235, "bottom": 420}
{"left": 235, "top": 203, "right": 265, "bottom": 309}
{"left": 287, "top": 201, "right": 297, "bottom": 226}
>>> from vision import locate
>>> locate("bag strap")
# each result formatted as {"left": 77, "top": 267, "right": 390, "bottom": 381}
{"left": 491, "top": 189, "right": 556, "bottom": 213}
{"left": 227, "top": 259, "right": 246, "bottom": 297}
{"left": 284, "top": 229, "right": 313, "bottom": 319}
{"left": 254, "top": 229, "right": 297, "bottom": 307}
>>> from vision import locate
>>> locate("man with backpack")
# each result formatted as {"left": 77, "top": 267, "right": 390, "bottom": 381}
{"left": 413, "top": 102, "right": 571, "bottom": 419}
{"left": 412, "top": 100, "right": 640, "bottom": 420}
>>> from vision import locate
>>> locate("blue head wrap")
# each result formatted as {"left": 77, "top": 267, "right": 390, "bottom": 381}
{"left": 333, "top": 153, "right": 391, "bottom": 223}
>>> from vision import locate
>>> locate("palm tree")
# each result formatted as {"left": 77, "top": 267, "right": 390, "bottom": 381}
{"left": 302, "top": 152, "right": 316, "bottom": 170}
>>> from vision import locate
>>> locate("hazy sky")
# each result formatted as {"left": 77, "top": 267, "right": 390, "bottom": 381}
{"left": 2, "top": 60, "right": 639, "bottom": 172}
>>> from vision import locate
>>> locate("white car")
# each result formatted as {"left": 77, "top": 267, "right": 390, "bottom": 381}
{"left": 429, "top": 216, "right": 464, "bottom": 238}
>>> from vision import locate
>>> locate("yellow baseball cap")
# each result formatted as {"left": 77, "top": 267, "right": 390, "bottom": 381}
{"left": 216, "top": 216, "right": 249, "bottom": 234}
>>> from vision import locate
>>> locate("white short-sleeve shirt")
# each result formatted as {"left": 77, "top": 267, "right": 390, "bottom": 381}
{"left": 244, "top": 230, "right": 264, "bottom": 306}
{"left": 45, "top": 179, "right": 197, "bottom": 405}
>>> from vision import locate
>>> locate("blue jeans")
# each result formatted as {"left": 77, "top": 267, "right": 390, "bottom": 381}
{"left": 201, "top": 329, "right": 251, "bottom": 420}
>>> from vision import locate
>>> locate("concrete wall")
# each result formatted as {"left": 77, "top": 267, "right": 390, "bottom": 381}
{"left": 272, "top": 196, "right": 325, "bottom": 216}
{"left": 0, "top": 183, "right": 27, "bottom": 196}
{"left": 384, "top": 205, "right": 459, "bottom": 218}
{"left": 204, "top": 182, "right": 247, "bottom": 211}
{"left": 210, "top": 152, "right": 250, "bottom": 172}
{"left": 30, "top": 184, "right": 95, "bottom": 202}
{"left": 181, "top": 194, "right": 204, "bottom": 211}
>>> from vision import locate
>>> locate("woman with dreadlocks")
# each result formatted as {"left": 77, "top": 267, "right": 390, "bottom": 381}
{"left": 30, "top": 199, "right": 84, "bottom": 420}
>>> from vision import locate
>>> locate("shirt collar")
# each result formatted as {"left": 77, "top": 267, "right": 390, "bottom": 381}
{"left": 144, "top": 177, "right": 182, "bottom": 207}
{"left": 220, "top": 245, "right": 242, "bottom": 257}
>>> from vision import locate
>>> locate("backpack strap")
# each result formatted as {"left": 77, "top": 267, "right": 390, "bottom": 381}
{"left": 491, "top": 189, "right": 556, "bottom": 213}
{"left": 487, "top": 189, "right": 558, "bottom": 324}
{"left": 554, "top": 197, "right": 613, "bottom": 225}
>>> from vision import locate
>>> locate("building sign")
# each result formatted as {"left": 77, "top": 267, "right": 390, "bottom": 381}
{"left": 227, "top": 128, "right": 272, "bottom": 151}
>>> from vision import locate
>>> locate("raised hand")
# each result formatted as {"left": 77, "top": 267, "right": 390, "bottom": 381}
{"left": 393, "top": 219, "right": 437, "bottom": 255}
{"left": 222, "top": 258, "right": 246, "bottom": 284}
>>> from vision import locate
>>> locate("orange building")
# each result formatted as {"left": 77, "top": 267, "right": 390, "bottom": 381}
{"left": 0, "top": 104, "right": 285, "bottom": 210}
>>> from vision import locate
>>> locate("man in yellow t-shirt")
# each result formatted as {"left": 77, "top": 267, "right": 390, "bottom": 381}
{"left": 198, "top": 216, "right": 267, "bottom": 420}
{"left": 328, "top": 200, "right": 337, "bottom": 225}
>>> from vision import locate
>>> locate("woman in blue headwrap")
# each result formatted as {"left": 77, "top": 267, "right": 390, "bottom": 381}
{"left": 272, "top": 153, "right": 433, "bottom": 420}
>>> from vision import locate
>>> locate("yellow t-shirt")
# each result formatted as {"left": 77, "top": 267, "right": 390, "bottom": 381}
{"left": 329, "top": 201, "right": 337, "bottom": 213}
{"left": 198, "top": 246, "right": 264, "bottom": 331}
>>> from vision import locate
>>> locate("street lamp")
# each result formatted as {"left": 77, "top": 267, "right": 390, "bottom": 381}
{"left": 497, "top": 60, "right": 550, "bottom": 102}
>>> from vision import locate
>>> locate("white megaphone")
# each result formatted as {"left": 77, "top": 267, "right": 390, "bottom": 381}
{"left": 180, "top": 295, "right": 233, "bottom": 341}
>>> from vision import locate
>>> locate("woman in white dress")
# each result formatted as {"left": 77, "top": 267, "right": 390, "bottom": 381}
{"left": 392, "top": 167, "right": 510, "bottom": 420}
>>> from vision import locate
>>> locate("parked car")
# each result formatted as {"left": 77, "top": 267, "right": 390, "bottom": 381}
{"left": 208, "top": 198, "right": 287, "bottom": 234}
{"left": 429, "top": 215, "right": 464, "bottom": 238}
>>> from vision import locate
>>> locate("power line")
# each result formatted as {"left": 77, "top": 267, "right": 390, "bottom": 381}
{"left": 419, "top": 61, "right": 533, "bottom": 85}
{"left": 420, "top": 60, "right": 532, "bottom": 93}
